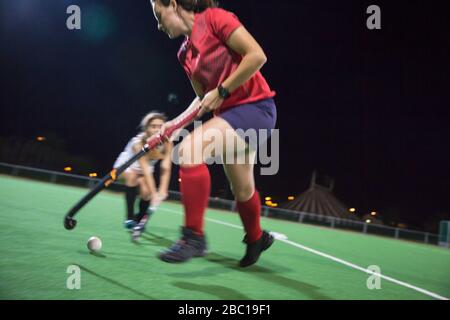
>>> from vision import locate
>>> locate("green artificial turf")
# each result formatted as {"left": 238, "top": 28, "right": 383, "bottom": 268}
{"left": 1, "top": 174, "right": 449, "bottom": 300}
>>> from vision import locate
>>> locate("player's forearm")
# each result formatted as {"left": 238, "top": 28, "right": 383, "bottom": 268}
{"left": 144, "top": 172, "right": 158, "bottom": 196}
{"left": 221, "top": 52, "right": 267, "bottom": 93}
{"left": 158, "top": 168, "right": 171, "bottom": 194}
{"left": 140, "top": 161, "right": 157, "bottom": 195}
{"left": 176, "top": 97, "right": 201, "bottom": 123}
{"left": 164, "top": 97, "right": 202, "bottom": 139}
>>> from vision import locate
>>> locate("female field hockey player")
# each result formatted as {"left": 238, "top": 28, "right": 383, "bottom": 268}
{"left": 150, "top": 0, "right": 277, "bottom": 267}
{"left": 113, "top": 112, "right": 173, "bottom": 237}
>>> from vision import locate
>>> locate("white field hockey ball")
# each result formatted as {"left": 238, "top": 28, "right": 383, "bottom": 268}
{"left": 87, "top": 236, "right": 102, "bottom": 252}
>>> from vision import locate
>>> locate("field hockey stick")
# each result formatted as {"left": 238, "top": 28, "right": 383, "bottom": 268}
{"left": 63, "top": 102, "right": 202, "bottom": 230}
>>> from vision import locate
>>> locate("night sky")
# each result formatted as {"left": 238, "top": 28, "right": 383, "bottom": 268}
{"left": 1, "top": 0, "right": 449, "bottom": 232}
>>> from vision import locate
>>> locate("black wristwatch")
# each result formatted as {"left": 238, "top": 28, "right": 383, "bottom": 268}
{"left": 218, "top": 84, "right": 231, "bottom": 99}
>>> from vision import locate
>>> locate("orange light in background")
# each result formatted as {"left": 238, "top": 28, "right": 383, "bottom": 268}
{"left": 349, "top": 208, "right": 356, "bottom": 213}
{"left": 89, "top": 173, "right": 98, "bottom": 178}
{"left": 288, "top": 196, "right": 295, "bottom": 201}
{"left": 370, "top": 211, "right": 377, "bottom": 216}
{"left": 272, "top": 203, "right": 278, "bottom": 207}
{"left": 36, "top": 136, "right": 46, "bottom": 141}
{"left": 178, "top": 178, "right": 181, "bottom": 183}
{"left": 64, "top": 167, "right": 72, "bottom": 172}
{"left": 366, "top": 219, "right": 371, "bottom": 223}
{"left": 265, "top": 197, "right": 272, "bottom": 201}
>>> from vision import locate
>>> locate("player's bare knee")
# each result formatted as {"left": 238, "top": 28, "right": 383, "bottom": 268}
{"left": 234, "top": 185, "right": 255, "bottom": 202}
{"left": 123, "top": 171, "right": 138, "bottom": 186}
{"left": 141, "top": 192, "right": 151, "bottom": 201}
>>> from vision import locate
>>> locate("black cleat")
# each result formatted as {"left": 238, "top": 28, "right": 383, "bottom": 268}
{"left": 239, "top": 230, "right": 274, "bottom": 268}
{"left": 159, "top": 227, "right": 207, "bottom": 263}
{"left": 124, "top": 219, "right": 137, "bottom": 230}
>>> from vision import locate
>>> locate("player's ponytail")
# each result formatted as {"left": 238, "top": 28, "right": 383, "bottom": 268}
{"left": 158, "top": 0, "right": 218, "bottom": 13}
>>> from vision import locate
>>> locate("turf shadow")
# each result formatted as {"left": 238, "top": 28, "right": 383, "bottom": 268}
{"left": 107, "top": 251, "right": 153, "bottom": 259}
{"left": 140, "top": 232, "right": 174, "bottom": 247}
{"left": 142, "top": 232, "right": 332, "bottom": 299}
{"left": 173, "top": 281, "right": 251, "bottom": 300}
{"left": 205, "top": 252, "right": 332, "bottom": 300}
{"left": 77, "top": 264, "right": 154, "bottom": 299}
{"left": 77, "top": 249, "right": 153, "bottom": 260}
{"left": 77, "top": 250, "right": 108, "bottom": 258}
{"left": 90, "top": 251, "right": 107, "bottom": 258}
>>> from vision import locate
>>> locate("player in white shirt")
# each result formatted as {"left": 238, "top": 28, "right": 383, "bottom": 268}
{"left": 113, "top": 112, "right": 173, "bottom": 236}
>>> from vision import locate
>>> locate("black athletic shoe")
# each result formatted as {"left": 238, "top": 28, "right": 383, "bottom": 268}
{"left": 239, "top": 230, "right": 274, "bottom": 268}
{"left": 159, "top": 227, "right": 207, "bottom": 263}
{"left": 124, "top": 219, "right": 137, "bottom": 230}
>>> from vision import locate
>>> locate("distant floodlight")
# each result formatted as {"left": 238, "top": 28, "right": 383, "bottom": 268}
{"left": 366, "top": 219, "right": 371, "bottom": 223}
{"left": 349, "top": 208, "right": 356, "bottom": 213}
{"left": 288, "top": 196, "right": 295, "bottom": 201}
{"left": 64, "top": 167, "right": 72, "bottom": 172}
{"left": 36, "top": 136, "right": 46, "bottom": 141}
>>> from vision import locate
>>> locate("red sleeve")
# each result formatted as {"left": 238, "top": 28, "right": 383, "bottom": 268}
{"left": 208, "top": 8, "right": 242, "bottom": 43}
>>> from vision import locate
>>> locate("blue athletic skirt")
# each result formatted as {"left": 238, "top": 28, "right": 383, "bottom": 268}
{"left": 218, "top": 98, "right": 277, "bottom": 149}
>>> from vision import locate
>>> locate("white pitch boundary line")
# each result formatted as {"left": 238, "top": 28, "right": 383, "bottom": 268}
{"left": 281, "top": 238, "right": 448, "bottom": 300}
{"left": 159, "top": 207, "right": 449, "bottom": 300}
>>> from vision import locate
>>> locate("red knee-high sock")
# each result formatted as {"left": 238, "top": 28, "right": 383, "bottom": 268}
{"left": 236, "top": 190, "right": 263, "bottom": 243}
{"left": 179, "top": 164, "right": 211, "bottom": 236}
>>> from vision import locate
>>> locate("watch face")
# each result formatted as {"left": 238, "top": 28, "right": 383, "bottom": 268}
{"left": 219, "top": 85, "right": 229, "bottom": 98}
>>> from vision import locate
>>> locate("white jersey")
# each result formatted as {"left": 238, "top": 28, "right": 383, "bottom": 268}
{"left": 113, "top": 135, "right": 160, "bottom": 174}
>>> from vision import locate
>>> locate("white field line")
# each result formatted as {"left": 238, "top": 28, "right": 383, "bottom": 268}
{"left": 159, "top": 207, "right": 449, "bottom": 300}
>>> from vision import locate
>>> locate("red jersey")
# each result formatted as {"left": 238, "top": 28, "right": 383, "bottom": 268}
{"left": 177, "top": 8, "right": 276, "bottom": 115}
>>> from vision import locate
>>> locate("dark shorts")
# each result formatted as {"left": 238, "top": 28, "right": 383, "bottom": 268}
{"left": 218, "top": 98, "right": 277, "bottom": 149}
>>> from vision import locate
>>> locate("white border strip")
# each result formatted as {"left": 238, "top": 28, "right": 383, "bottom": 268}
{"left": 160, "top": 207, "right": 449, "bottom": 300}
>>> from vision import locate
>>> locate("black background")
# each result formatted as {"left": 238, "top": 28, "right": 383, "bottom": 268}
{"left": 1, "top": 0, "right": 449, "bottom": 232}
